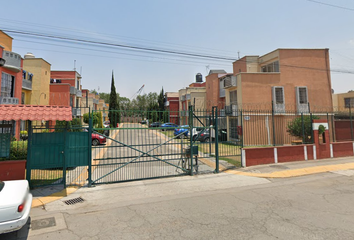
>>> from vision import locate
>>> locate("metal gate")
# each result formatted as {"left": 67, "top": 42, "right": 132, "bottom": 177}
{"left": 26, "top": 121, "right": 91, "bottom": 188}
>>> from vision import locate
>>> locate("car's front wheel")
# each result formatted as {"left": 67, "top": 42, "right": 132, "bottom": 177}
{"left": 92, "top": 139, "right": 99, "bottom": 146}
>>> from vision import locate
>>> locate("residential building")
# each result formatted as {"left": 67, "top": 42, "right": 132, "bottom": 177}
{"left": 179, "top": 81, "right": 206, "bottom": 125}
{"left": 164, "top": 92, "right": 179, "bottom": 124}
{"left": 332, "top": 91, "right": 354, "bottom": 111}
{"left": 205, "top": 70, "right": 228, "bottom": 111}
{"left": 223, "top": 49, "right": 333, "bottom": 144}
{"left": 22, "top": 53, "right": 51, "bottom": 106}
{"left": 50, "top": 71, "right": 83, "bottom": 120}
{"left": 0, "top": 31, "right": 23, "bottom": 139}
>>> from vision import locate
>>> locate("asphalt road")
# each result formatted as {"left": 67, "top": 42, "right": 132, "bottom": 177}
{"left": 90, "top": 123, "right": 213, "bottom": 184}
{"left": 4, "top": 170, "right": 354, "bottom": 240}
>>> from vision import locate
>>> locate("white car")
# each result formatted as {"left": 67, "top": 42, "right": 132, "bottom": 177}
{"left": 0, "top": 180, "right": 32, "bottom": 234}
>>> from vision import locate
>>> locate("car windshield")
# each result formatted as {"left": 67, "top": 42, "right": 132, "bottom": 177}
{"left": 0, "top": 181, "right": 4, "bottom": 192}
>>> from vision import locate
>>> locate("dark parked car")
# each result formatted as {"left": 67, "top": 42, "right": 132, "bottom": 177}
{"left": 198, "top": 129, "right": 227, "bottom": 142}
{"left": 149, "top": 122, "right": 161, "bottom": 128}
{"left": 140, "top": 120, "right": 147, "bottom": 124}
{"left": 161, "top": 122, "right": 178, "bottom": 131}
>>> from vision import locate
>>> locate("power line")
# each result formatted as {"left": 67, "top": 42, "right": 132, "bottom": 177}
{"left": 14, "top": 39, "right": 232, "bottom": 68}
{"left": 5, "top": 28, "right": 354, "bottom": 75}
{"left": 0, "top": 18, "right": 236, "bottom": 56}
{"left": 3, "top": 29, "right": 237, "bottom": 61}
{"left": 307, "top": 0, "right": 354, "bottom": 11}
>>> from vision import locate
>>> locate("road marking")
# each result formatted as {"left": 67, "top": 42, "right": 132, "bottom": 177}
{"left": 226, "top": 162, "right": 354, "bottom": 178}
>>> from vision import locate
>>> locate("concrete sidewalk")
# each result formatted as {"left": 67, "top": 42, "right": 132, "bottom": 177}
{"left": 226, "top": 156, "right": 354, "bottom": 178}
{"left": 31, "top": 156, "right": 354, "bottom": 208}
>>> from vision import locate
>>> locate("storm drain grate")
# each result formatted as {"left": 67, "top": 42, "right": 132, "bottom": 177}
{"left": 64, "top": 197, "right": 85, "bottom": 205}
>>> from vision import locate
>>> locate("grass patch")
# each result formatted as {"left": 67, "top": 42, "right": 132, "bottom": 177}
{"left": 28, "top": 169, "right": 64, "bottom": 187}
{"left": 218, "top": 156, "right": 241, "bottom": 167}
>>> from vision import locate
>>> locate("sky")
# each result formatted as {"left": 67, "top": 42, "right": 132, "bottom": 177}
{"left": 1, "top": 0, "right": 354, "bottom": 98}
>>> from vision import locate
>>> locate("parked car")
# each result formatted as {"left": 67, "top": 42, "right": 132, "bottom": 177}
{"left": 149, "top": 122, "right": 161, "bottom": 128}
{"left": 174, "top": 125, "right": 189, "bottom": 138}
{"left": 140, "top": 120, "right": 147, "bottom": 124}
{"left": 198, "top": 129, "right": 227, "bottom": 142}
{"left": 83, "top": 129, "right": 107, "bottom": 145}
{"left": 161, "top": 122, "right": 178, "bottom": 131}
{"left": 187, "top": 127, "right": 204, "bottom": 141}
{"left": 0, "top": 180, "right": 32, "bottom": 234}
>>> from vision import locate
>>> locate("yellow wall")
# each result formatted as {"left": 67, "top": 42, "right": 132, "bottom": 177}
{"left": 332, "top": 91, "right": 354, "bottom": 112}
{"left": 0, "top": 31, "right": 13, "bottom": 51}
{"left": 21, "top": 90, "right": 32, "bottom": 104}
{"left": 23, "top": 58, "right": 51, "bottom": 105}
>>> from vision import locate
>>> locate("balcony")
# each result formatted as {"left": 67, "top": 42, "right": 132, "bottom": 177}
{"left": 181, "top": 95, "right": 186, "bottom": 101}
{"left": 0, "top": 97, "right": 19, "bottom": 105}
{"left": 164, "top": 101, "right": 170, "bottom": 107}
{"left": 93, "top": 99, "right": 99, "bottom": 104}
{"left": 223, "top": 76, "right": 237, "bottom": 88}
{"left": 2, "top": 51, "right": 21, "bottom": 72}
{"left": 22, "top": 79, "right": 32, "bottom": 90}
{"left": 76, "top": 90, "right": 82, "bottom": 98}
{"left": 72, "top": 108, "right": 82, "bottom": 117}
{"left": 186, "top": 94, "right": 191, "bottom": 100}
{"left": 70, "top": 86, "right": 77, "bottom": 95}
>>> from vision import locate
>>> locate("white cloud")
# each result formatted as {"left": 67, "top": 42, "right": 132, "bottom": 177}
{"left": 349, "top": 39, "right": 354, "bottom": 46}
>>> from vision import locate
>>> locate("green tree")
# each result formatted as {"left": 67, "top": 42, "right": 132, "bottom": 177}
{"left": 99, "top": 92, "right": 110, "bottom": 103}
{"left": 287, "top": 115, "right": 319, "bottom": 142}
{"left": 158, "top": 87, "right": 165, "bottom": 111}
{"left": 108, "top": 72, "right": 120, "bottom": 127}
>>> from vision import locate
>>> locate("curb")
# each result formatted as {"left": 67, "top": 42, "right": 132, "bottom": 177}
{"left": 31, "top": 124, "right": 124, "bottom": 208}
{"left": 31, "top": 186, "right": 79, "bottom": 208}
{"left": 226, "top": 162, "right": 354, "bottom": 178}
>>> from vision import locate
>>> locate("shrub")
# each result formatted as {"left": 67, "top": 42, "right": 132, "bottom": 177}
{"left": 287, "top": 115, "right": 319, "bottom": 142}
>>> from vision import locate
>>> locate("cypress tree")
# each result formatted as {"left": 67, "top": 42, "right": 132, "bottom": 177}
{"left": 108, "top": 71, "right": 120, "bottom": 127}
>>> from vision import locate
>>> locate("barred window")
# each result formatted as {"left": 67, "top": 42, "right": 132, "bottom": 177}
{"left": 275, "top": 87, "right": 284, "bottom": 104}
{"left": 1, "top": 72, "right": 14, "bottom": 97}
{"left": 345, "top": 98, "right": 354, "bottom": 108}
{"left": 261, "top": 61, "right": 280, "bottom": 73}
{"left": 298, "top": 87, "right": 308, "bottom": 104}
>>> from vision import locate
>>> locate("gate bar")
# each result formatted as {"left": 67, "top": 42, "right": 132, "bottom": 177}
{"left": 92, "top": 131, "right": 188, "bottom": 183}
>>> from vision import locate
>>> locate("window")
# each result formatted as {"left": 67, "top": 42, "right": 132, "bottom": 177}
{"left": 272, "top": 86, "right": 285, "bottom": 113}
{"left": 21, "top": 92, "right": 25, "bottom": 104}
{"left": 230, "top": 90, "right": 237, "bottom": 104}
{"left": 1, "top": 73, "right": 15, "bottom": 97}
{"left": 261, "top": 61, "right": 280, "bottom": 73}
{"left": 298, "top": 87, "right": 308, "bottom": 104}
{"left": 345, "top": 98, "right": 354, "bottom": 108}
{"left": 296, "top": 87, "right": 309, "bottom": 113}
{"left": 219, "top": 79, "right": 225, "bottom": 98}
{"left": 275, "top": 87, "right": 284, "bottom": 104}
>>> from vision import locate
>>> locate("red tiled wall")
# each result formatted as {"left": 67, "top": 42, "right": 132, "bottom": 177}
{"left": 332, "top": 142, "right": 353, "bottom": 158}
{"left": 244, "top": 147, "right": 274, "bottom": 166}
{"left": 277, "top": 146, "right": 305, "bottom": 163}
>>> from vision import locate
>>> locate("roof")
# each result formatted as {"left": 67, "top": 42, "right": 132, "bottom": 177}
{"left": 0, "top": 105, "right": 72, "bottom": 121}
{"left": 208, "top": 70, "right": 227, "bottom": 75}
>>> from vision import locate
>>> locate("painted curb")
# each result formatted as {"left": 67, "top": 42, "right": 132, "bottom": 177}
{"left": 31, "top": 124, "right": 124, "bottom": 208}
{"left": 226, "top": 162, "right": 354, "bottom": 178}
{"left": 32, "top": 186, "right": 79, "bottom": 208}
